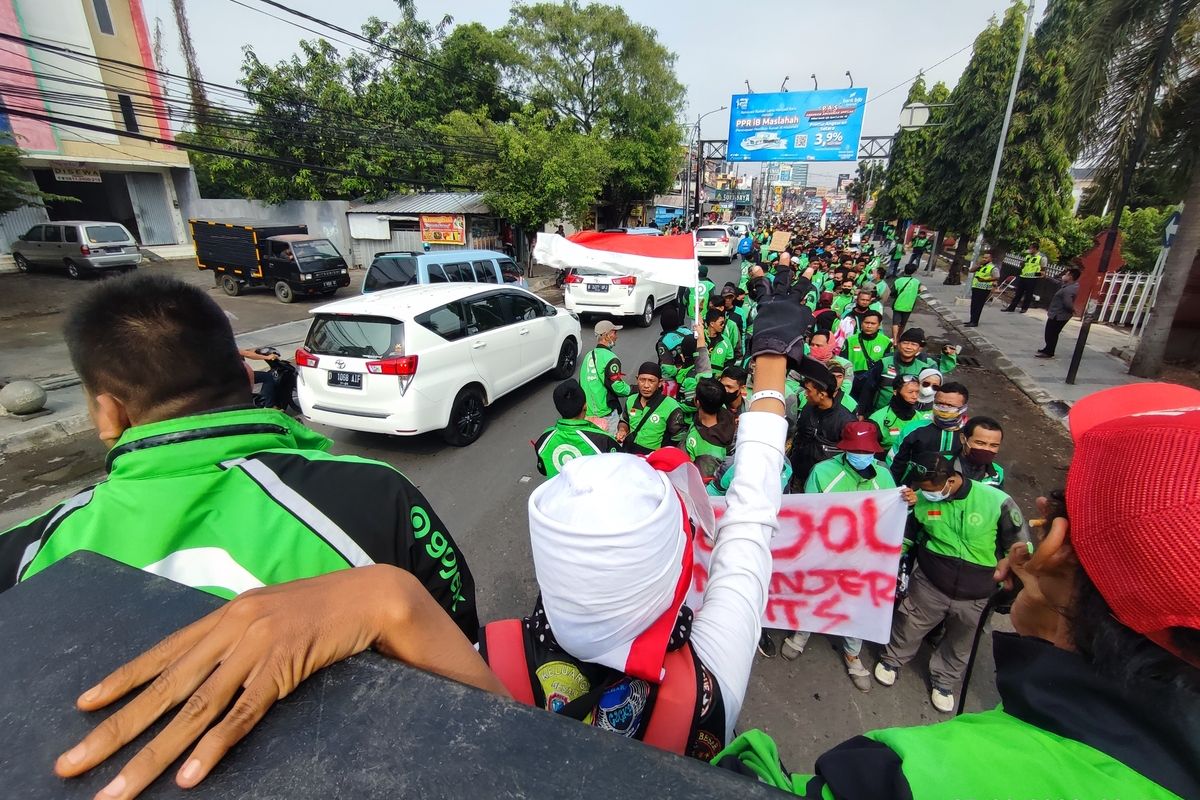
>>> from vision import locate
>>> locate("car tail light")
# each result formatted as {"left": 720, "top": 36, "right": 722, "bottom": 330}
{"left": 295, "top": 347, "right": 320, "bottom": 368}
{"left": 613, "top": 276, "right": 637, "bottom": 286}
{"left": 720, "top": 236, "right": 729, "bottom": 243}
{"left": 366, "top": 355, "right": 418, "bottom": 376}
{"left": 80, "top": 245, "right": 91, "bottom": 256}
{"left": 564, "top": 273, "right": 584, "bottom": 284}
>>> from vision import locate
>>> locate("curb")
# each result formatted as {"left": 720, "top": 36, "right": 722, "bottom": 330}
{"left": 919, "top": 288, "right": 1071, "bottom": 427}
{"left": 0, "top": 410, "right": 94, "bottom": 455}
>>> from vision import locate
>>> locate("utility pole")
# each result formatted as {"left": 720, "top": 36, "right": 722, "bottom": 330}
{"left": 966, "top": 0, "right": 1034, "bottom": 277}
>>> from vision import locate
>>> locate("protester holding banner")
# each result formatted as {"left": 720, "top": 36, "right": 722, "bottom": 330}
{"left": 717, "top": 382, "right": 1200, "bottom": 800}
{"left": 780, "top": 422, "right": 910, "bottom": 692}
{"left": 875, "top": 450, "right": 1028, "bottom": 712}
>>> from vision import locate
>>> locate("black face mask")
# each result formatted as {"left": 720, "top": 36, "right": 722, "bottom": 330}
{"left": 725, "top": 390, "right": 741, "bottom": 406}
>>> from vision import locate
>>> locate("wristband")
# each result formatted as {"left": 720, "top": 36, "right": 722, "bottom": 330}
{"left": 749, "top": 390, "right": 786, "bottom": 406}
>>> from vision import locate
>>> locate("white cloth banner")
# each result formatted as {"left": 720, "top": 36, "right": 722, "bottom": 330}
{"left": 532, "top": 232, "right": 699, "bottom": 289}
{"left": 687, "top": 488, "right": 907, "bottom": 644}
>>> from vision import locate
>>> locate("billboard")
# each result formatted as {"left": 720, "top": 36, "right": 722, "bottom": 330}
{"left": 727, "top": 89, "right": 867, "bottom": 162}
{"left": 420, "top": 214, "right": 466, "bottom": 245}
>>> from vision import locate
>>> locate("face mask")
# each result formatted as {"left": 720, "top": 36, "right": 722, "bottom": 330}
{"left": 917, "top": 386, "right": 937, "bottom": 405}
{"left": 809, "top": 344, "right": 834, "bottom": 362}
{"left": 920, "top": 484, "right": 953, "bottom": 502}
{"left": 846, "top": 452, "right": 875, "bottom": 470}
{"left": 932, "top": 402, "right": 966, "bottom": 430}
{"left": 724, "top": 390, "right": 742, "bottom": 406}
{"left": 965, "top": 447, "right": 996, "bottom": 466}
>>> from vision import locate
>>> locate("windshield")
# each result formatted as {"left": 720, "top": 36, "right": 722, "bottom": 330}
{"left": 364, "top": 256, "right": 419, "bottom": 292}
{"left": 307, "top": 315, "right": 404, "bottom": 359}
{"left": 292, "top": 239, "right": 343, "bottom": 263}
{"left": 85, "top": 225, "right": 130, "bottom": 244}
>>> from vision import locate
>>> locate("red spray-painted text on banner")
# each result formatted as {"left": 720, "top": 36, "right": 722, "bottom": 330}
{"left": 687, "top": 489, "right": 907, "bottom": 644}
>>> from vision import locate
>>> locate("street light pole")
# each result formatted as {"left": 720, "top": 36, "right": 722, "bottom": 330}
{"left": 966, "top": 0, "right": 1034, "bottom": 278}
{"left": 690, "top": 106, "right": 726, "bottom": 230}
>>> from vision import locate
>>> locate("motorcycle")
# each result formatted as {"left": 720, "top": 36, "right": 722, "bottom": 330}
{"left": 250, "top": 347, "right": 300, "bottom": 413}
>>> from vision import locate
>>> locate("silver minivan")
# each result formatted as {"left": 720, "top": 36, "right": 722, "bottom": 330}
{"left": 12, "top": 221, "right": 142, "bottom": 278}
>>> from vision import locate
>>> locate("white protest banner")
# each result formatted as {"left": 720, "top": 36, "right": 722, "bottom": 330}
{"left": 687, "top": 489, "right": 907, "bottom": 644}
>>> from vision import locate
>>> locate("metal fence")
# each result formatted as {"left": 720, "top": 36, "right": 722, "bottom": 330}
{"left": 1097, "top": 271, "right": 1162, "bottom": 334}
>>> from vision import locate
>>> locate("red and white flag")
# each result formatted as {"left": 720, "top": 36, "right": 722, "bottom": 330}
{"left": 534, "top": 231, "right": 698, "bottom": 289}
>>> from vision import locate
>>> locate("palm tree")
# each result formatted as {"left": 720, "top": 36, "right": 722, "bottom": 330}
{"left": 1067, "top": 0, "right": 1199, "bottom": 378}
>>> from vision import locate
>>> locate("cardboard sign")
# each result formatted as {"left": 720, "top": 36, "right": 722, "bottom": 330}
{"left": 419, "top": 214, "right": 466, "bottom": 245}
{"left": 769, "top": 230, "right": 792, "bottom": 252}
{"left": 688, "top": 488, "right": 907, "bottom": 643}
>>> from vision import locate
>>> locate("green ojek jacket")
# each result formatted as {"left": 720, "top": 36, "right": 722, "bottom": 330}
{"left": 843, "top": 331, "right": 892, "bottom": 374}
{"left": 891, "top": 275, "right": 921, "bottom": 312}
{"left": 580, "top": 345, "right": 631, "bottom": 417}
{"left": 533, "top": 418, "right": 618, "bottom": 478}
{"left": 622, "top": 393, "right": 686, "bottom": 451}
{"left": 0, "top": 408, "right": 478, "bottom": 636}
{"left": 804, "top": 454, "right": 896, "bottom": 494}
{"left": 713, "top": 632, "right": 1191, "bottom": 799}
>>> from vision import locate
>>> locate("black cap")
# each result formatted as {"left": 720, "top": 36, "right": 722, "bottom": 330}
{"left": 637, "top": 361, "right": 662, "bottom": 378}
{"left": 553, "top": 379, "right": 586, "bottom": 418}
{"left": 899, "top": 327, "right": 926, "bottom": 344}
{"left": 800, "top": 359, "right": 836, "bottom": 394}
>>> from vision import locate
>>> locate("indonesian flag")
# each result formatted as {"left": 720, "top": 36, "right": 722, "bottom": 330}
{"left": 534, "top": 231, "right": 699, "bottom": 289}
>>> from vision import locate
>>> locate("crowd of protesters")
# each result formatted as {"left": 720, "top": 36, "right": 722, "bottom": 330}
{"left": 4, "top": 212, "right": 1194, "bottom": 799}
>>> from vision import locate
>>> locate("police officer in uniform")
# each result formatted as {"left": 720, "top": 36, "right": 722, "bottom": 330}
{"left": 965, "top": 252, "right": 998, "bottom": 327}
{"left": 1003, "top": 242, "right": 1047, "bottom": 314}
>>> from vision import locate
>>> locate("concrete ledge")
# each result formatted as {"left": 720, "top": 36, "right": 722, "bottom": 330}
{"left": 920, "top": 289, "right": 1069, "bottom": 427}
{"left": 0, "top": 409, "right": 93, "bottom": 455}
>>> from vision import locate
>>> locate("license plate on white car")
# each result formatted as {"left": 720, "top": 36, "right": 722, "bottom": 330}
{"left": 702, "top": 240, "right": 716, "bottom": 246}
{"left": 587, "top": 284, "right": 609, "bottom": 293}
{"left": 327, "top": 371, "right": 362, "bottom": 389}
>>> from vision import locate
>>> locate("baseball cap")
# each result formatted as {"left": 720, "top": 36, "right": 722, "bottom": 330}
{"left": 1066, "top": 383, "right": 1200, "bottom": 664}
{"left": 835, "top": 421, "right": 883, "bottom": 454}
{"left": 594, "top": 320, "right": 623, "bottom": 337}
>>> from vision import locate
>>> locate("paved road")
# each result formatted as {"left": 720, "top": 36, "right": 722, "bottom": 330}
{"left": 0, "top": 257, "right": 1079, "bottom": 772}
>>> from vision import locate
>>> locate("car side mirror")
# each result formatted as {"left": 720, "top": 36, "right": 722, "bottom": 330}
{"left": 17, "top": 234, "right": 25, "bottom": 241}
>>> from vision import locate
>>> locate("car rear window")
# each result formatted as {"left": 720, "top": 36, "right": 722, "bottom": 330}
{"left": 364, "top": 256, "right": 418, "bottom": 292}
{"left": 85, "top": 225, "right": 130, "bottom": 244}
{"left": 697, "top": 228, "right": 727, "bottom": 237}
{"left": 307, "top": 315, "right": 404, "bottom": 359}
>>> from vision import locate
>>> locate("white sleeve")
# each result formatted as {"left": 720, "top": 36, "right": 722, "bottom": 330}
{"left": 688, "top": 411, "right": 785, "bottom": 742}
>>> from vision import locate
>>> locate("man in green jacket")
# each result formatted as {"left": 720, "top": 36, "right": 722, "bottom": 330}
{"left": 854, "top": 327, "right": 958, "bottom": 413}
{"left": 889, "top": 263, "right": 922, "bottom": 341}
{"left": 533, "top": 379, "right": 619, "bottom": 478}
{"left": 616, "top": 362, "right": 687, "bottom": 455}
{"left": 841, "top": 310, "right": 892, "bottom": 377}
{"left": 717, "top": 383, "right": 1200, "bottom": 800}
{"left": 874, "top": 451, "right": 1028, "bottom": 712}
{"left": 0, "top": 273, "right": 478, "bottom": 637}
{"left": 580, "top": 319, "right": 632, "bottom": 434}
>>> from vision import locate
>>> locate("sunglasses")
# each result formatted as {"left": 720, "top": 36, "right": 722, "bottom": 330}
{"left": 921, "top": 380, "right": 940, "bottom": 388}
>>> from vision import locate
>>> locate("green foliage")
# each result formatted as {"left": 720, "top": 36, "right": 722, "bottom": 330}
{"left": 441, "top": 108, "right": 608, "bottom": 231}
{"left": 920, "top": 4, "right": 1027, "bottom": 239}
{"left": 986, "top": 0, "right": 1081, "bottom": 250}
{"left": 499, "top": 1, "right": 685, "bottom": 225}
{"left": 873, "top": 78, "right": 949, "bottom": 223}
{"left": 1056, "top": 205, "right": 1175, "bottom": 269}
{"left": 0, "top": 143, "right": 75, "bottom": 213}
{"left": 846, "top": 161, "right": 885, "bottom": 208}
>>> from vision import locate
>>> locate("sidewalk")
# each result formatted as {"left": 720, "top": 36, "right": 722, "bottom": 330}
{"left": 917, "top": 268, "right": 1146, "bottom": 424}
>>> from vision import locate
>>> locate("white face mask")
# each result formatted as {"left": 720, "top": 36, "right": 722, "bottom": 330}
{"left": 920, "top": 483, "right": 953, "bottom": 503}
{"left": 917, "top": 386, "right": 937, "bottom": 404}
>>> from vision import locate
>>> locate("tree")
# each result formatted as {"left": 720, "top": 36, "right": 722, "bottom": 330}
{"left": 500, "top": 1, "right": 685, "bottom": 226}
{"left": 845, "top": 161, "right": 885, "bottom": 209}
{"left": 1066, "top": 0, "right": 1199, "bottom": 376}
{"left": 920, "top": 3, "right": 1027, "bottom": 284}
{"left": 984, "top": 0, "right": 1082, "bottom": 257}
{"left": 442, "top": 108, "right": 608, "bottom": 232}
{"left": 872, "top": 77, "right": 948, "bottom": 225}
{"left": 0, "top": 143, "right": 73, "bottom": 213}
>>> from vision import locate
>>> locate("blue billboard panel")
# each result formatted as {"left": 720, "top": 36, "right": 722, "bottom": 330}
{"left": 727, "top": 89, "right": 868, "bottom": 162}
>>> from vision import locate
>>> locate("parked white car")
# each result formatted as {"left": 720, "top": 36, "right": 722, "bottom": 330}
{"left": 296, "top": 283, "right": 581, "bottom": 446}
{"left": 694, "top": 225, "right": 737, "bottom": 263}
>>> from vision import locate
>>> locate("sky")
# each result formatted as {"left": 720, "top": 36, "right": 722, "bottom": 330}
{"left": 142, "top": 0, "right": 1017, "bottom": 187}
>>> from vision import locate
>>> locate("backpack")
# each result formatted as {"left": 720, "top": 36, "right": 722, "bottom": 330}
{"left": 481, "top": 619, "right": 698, "bottom": 754}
